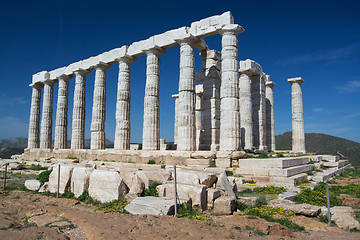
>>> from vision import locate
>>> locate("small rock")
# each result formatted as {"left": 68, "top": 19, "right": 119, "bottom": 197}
{"left": 125, "top": 197, "right": 176, "bottom": 215}
{"left": 24, "top": 180, "right": 41, "bottom": 191}
{"left": 216, "top": 172, "right": 236, "bottom": 197}
{"left": 28, "top": 214, "right": 63, "bottom": 227}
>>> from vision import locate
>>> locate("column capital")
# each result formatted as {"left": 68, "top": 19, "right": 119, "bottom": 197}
{"left": 43, "top": 79, "right": 56, "bottom": 86}
{"left": 218, "top": 24, "right": 244, "bottom": 36}
{"left": 142, "top": 45, "right": 166, "bottom": 56}
{"left": 288, "top": 77, "right": 304, "bottom": 84}
{"left": 265, "top": 81, "right": 276, "bottom": 88}
{"left": 58, "top": 74, "right": 73, "bottom": 82}
{"left": 116, "top": 55, "right": 137, "bottom": 63}
{"left": 29, "top": 82, "right": 43, "bottom": 89}
{"left": 94, "top": 62, "right": 111, "bottom": 71}
{"left": 74, "top": 69, "right": 91, "bottom": 77}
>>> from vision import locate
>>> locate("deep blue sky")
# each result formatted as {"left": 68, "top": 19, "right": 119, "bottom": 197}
{"left": 0, "top": 0, "right": 359, "bottom": 143}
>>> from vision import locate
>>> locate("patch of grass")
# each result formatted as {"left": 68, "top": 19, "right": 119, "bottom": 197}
{"left": 141, "top": 182, "right": 162, "bottom": 197}
{"left": 225, "top": 170, "right": 234, "bottom": 176}
{"left": 236, "top": 201, "right": 251, "bottom": 211}
{"left": 318, "top": 214, "right": 336, "bottom": 225}
{"left": 294, "top": 183, "right": 343, "bottom": 207}
{"left": 96, "top": 198, "right": 128, "bottom": 213}
{"left": 253, "top": 185, "right": 286, "bottom": 195}
{"left": 208, "top": 163, "right": 216, "bottom": 168}
{"left": 76, "top": 191, "right": 101, "bottom": 205}
{"left": 37, "top": 170, "right": 52, "bottom": 185}
{"left": 11, "top": 196, "right": 21, "bottom": 199}
{"left": 177, "top": 203, "right": 211, "bottom": 221}
{"left": 254, "top": 196, "right": 267, "bottom": 207}
{"left": 25, "top": 164, "right": 48, "bottom": 171}
{"left": 306, "top": 171, "right": 315, "bottom": 176}
{"left": 147, "top": 160, "right": 156, "bottom": 164}
{"left": 244, "top": 179, "right": 256, "bottom": 184}
{"left": 245, "top": 225, "right": 266, "bottom": 236}
{"left": 61, "top": 191, "right": 75, "bottom": 199}
{"left": 233, "top": 226, "right": 242, "bottom": 231}
{"left": 42, "top": 191, "right": 57, "bottom": 197}
{"left": 244, "top": 206, "right": 295, "bottom": 217}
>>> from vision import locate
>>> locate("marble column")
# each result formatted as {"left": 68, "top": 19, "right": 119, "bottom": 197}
{"left": 172, "top": 94, "right": 179, "bottom": 145}
{"left": 91, "top": 63, "right": 110, "bottom": 150}
{"left": 219, "top": 24, "right": 244, "bottom": 151}
{"left": 71, "top": 70, "right": 90, "bottom": 149}
{"left": 27, "top": 83, "right": 43, "bottom": 149}
{"left": 251, "top": 75, "right": 261, "bottom": 150}
{"left": 177, "top": 40, "right": 196, "bottom": 151}
{"left": 54, "top": 75, "right": 72, "bottom": 149}
{"left": 265, "top": 76, "right": 276, "bottom": 151}
{"left": 288, "top": 77, "right": 305, "bottom": 153}
{"left": 258, "top": 74, "right": 267, "bottom": 151}
{"left": 201, "top": 50, "right": 221, "bottom": 151}
{"left": 114, "top": 56, "right": 135, "bottom": 150}
{"left": 40, "top": 80, "right": 54, "bottom": 149}
{"left": 239, "top": 72, "right": 253, "bottom": 150}
{"left": 195, "top": 85, "right": 203, "bottom": 150}
{"left": 142, "top": 47, "right": 165, "bottom": 150}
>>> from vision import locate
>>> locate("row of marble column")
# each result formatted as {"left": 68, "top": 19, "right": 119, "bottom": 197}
{"left": 28, "top": 25, "right": 245, "bottom": 151}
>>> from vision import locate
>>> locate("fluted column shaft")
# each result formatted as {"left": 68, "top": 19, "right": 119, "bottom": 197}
{"left": 71, "top": 70, "right": 89, "bottom": 149}
{"left": 195, "top": 91, "right": 203, "bottom": 150}
{"left": 289, "top": 77, "right": 305, "bottom": 153}
{"left": 91, "top": 64, "right": 110, "bottom": 150}
{"left": 142, "top": 48, "right": 164, "bottom": 150}
{"left": 172, "top": 94, "right": 179, "bottom": 145}
{"left": 114, "top": 57, "right": 134, "bottom": 150}
{"left": 239, "top": 73, "right": 253, "bottom": 150}
{"left": 177, "top": 41, "right": 196, "bottom": 151}
{"left": 258, "top": 75, "right": 267, "bottom": 150}
{"left": 201, "top": 50, "right": 221, "bottom": 151}
{"left": 40, "top": 81, "right": 54, "bottom": 149}
{"left": 54, "top": 76, "right": 72, "bottom": 149}
{"left": 219, "top": 26, "right": 243, "bottom": 151}
{"left": 265, "top": 80, "right": 276, "bottom": 151}
{"left": 28, "top": 83, "right": 43, "bottom": 149}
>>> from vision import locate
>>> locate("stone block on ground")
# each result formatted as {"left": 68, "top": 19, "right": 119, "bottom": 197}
{"left": 48, "top": 165, "right": 74, "bottom": 194}
{"left": 120, "top": 170, "right": 145, "bottom": 196}
{"left": 216, "top": 171, "right": 236, "bottom": 197}
{"left": 268, "top": 199, "right": 321, "bottom": 217}
{"left": 24, "top": 179, "right": 41, "bottom": 191}
{"left": 207, "top": 188, "right": 221, "bottom": 205}
{"left": 88, "top": 169, "right": 128, "bottom": 203}
{"left": 8, "top": 162, "right": 24, "bottom": 170}
{"left": 38, "top": 182, "right": 49, "bottom": 193}
{"left": 176, "top": 170, "right": 217, "bottom": 188}
{"left": 159, "top": 182, "right": 207, "bottom": 210}
{"left": 215, "top": 158, "right": 231, "bottom": 168}
{"left": 124, "top": 196, "right": 175, "bottom": 215}
{"left": 136, "top": 169, "right": 172, "bottom": 188}
{"left": 331, "top": 206, "right": 360, "bottom": 230}
{"left": 71, "top": 167, "right": 94, "bottom": 198}
{"left": 28, "top": 213, "right": 63, "bottom": 227}
{"left": 213, "top": 196, "right": 236, "bottom": 215}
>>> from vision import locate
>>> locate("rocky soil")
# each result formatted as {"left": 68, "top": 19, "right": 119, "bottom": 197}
{"left": 1, "top": 190, "right": 359, "bottom": 240}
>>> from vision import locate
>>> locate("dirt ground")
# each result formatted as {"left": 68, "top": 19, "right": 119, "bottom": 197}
{"left": 1, "top": 190, "right": 360, "bottom": 240}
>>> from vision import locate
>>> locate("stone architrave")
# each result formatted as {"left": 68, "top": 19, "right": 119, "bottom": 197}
{"left": 195, "top": 84, "right": 204, "bottom": 150}
{"left": 201, "top": 50, "right": 221, "bottom": 151}
{"left": 54, "top": 75, "right": 72, "bottom": 149}
{"left": 265, "top": 75, "right": 276, "bottom": 151}
{"left": 114, "top": 56, "right": 135, "bottom": 150}
{"left": 219, "top": 24, "right": 244, "bottom": 151}
{"left": 40, "top": 80, "right": 54, "bottom": 149}
{"left": 177, "top": 39, "right": 196, "bottom": 151}
{"left": 239, "top": 59, "right": 262, "bottom": 150}
{"left": 71, "top": 70, "right": 90, "bottom": 149}
{"left": 172, "top": 94, "right": 179, "bottom": 145}
{"left": 142, "top": 47, "right": 165, "bottom": 150}
{"left": 28, "top": 83, "right": 43, "bottom": 149}
{"left": 91, "top": 63, "right": 111, "bottom": 150}
{"left": 288, "top": 77, "right": 305, "bottom": 153}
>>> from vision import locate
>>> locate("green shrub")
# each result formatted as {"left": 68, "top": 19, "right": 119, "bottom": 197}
{"left": 294, "top": 183, "right": 342, "bottom": 207}
{"left": 141, "top": 182, "right": 161, "bottom": 197}
{"left": 26, "top": 164, "right": 48, "bottom": 171}
{"left": 253, "top": 185, "right": 286, "bottom": 195}
{"left": 225, "top": 170, "right": 234, "bottom": 176}
{"left": 236, "top": 201, "right": 250, "bottom": 211}
{"left": 96, "top": 198, "right": 128, "bottom": 213}
{"left": 254, "top": 196, "right": 267, "bottom": 207}
{"left": 147, "top": 160, "right": 156, "bottom": 164}
{"left": 77, "top": 191, "right": 101, "bottom": 205}
{"left": 61, "top": 191, "right": 75, "bottom": 199}
{"left": 37, "top": 170, "right": 52, "bottom": 185}
{"left": 177, "top": 203, "right": 210, "bottom": 220}
{"left": 306, "top": 171, "right": 315, "bottom": 176}
{"left": 237, "top": 188, "right": 254, "bottom": 196}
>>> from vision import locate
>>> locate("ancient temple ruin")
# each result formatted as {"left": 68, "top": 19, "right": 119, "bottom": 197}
{"left": 23, "top": 12, "right": 302, "bottom": 164}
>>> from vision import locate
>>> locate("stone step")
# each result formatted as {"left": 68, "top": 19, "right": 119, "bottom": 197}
{"left": 323, "top": 159, "right": 348, "bottom": 168}
{"left": 235, "top": 164, "right": 313, "bottom": 178}
{"left": 273, "top": 173, "right": 308, "bottom": 187}
{"left": 237, "top": 156, "right": 309, "bottom": 169}
{"left": 311, "top": 164, "right": 351, "bottom": 182}
{"left": 186, "top": 158, "right": 211, "bottom": 166}
{"left": 321, "top": 155, "right": 339, "bottom": 162}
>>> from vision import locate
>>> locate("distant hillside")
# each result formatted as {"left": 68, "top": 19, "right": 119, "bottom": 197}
{"left": 276, "top": 132, "right": 360, "bottom": 168}
{"left": 0, "top": 137, "right": 27, "bottom": 148}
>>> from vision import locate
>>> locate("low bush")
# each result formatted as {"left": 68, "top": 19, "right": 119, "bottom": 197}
{"left": 253, "top": 185, "right": 286, "bottom": 195}
{"left": 26, "top": 164, "right": 48, "bottom": 171}
{"left": 77, "top": 191, "right": 101, "bottom": 205}
{"left": 225, "top": 170, "right": 234, "bottom": 176}
{"left": 147, "top": 160, "right": 156, "bottom": 164}
{"left": 96, "top": 198, "right": 128, "bottom": 213}
{"left": 61, "top": 191, "right": 75, "bottom": 199}
{"left": 37, "top": 170, "right": 52, "bottom": 185}
{"left": 141, "top": 182, "right": 161, "bottom": 197}
{"left": 177, "top": 203, "right": 210, "bottom": 221}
